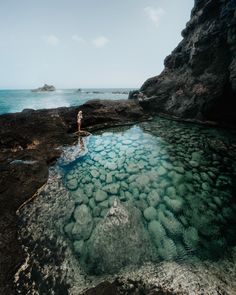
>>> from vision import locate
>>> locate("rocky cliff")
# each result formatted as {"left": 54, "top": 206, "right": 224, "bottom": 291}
{"left": 130, "top": 0, "right": 236, "bottom": 126}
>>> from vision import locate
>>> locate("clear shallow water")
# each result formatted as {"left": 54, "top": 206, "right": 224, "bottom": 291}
{"left": 62, "top": 120, "right": 236, "bottom": 274}
{"left": 17, "top": 117, "right": 236, "bottom": 293}
{"left": 0, "top": 88, "right": 131, "bottom": 114}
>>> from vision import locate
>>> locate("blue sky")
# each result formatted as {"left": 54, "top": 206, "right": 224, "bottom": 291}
{"left": 0, "top": 0, "right": 194, "bottom": 89}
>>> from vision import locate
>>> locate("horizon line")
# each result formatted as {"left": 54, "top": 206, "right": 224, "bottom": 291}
{"left": 0, "top": 87, "right": 139, "bottom": 90}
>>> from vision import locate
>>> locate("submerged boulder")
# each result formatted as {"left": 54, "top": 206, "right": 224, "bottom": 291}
{"left": 72, "top": 204, "right": 93, "bottom": 240}
{"left": 85, "top": 200, "right": 155, "bottom": 274}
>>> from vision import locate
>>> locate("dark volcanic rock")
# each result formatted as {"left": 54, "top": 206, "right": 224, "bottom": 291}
{"left": 81, "top": 279, "right": 175, "bottom": 295}
{"left": 130, "top": 0, "right": 236, "bottom": 127}
{"left": 31, "top": 84, "right": 56, "bottom": 92}
{"left": 0, "top": 99, "right": 150, "bottom": 295}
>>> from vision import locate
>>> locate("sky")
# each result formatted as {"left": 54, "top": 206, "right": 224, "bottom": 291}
{"left": 0, "top": 0, "right": 194, "bottom": 89}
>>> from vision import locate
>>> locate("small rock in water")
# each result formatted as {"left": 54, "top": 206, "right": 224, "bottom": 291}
{"left": 107, "top": 151, "right": 116, "bottom": 158}
{"left": 202, "top": 182, "right": 211, "bottom": 191}
{"left": 177, "top": 184, "right": 187, "bottom": 196}
{"left": 174, "top": 166, "right": 185, "bottom": 174}
{"left": 126, "top": 163, "right": 141, "bottom": 173}
{"left": 191, "top": 152, "right": 202, "bottom": 162}
{"left": 147, "top": 191, "right": 160, "bottom": 207}
{"left": 157, "top": 166, "right": 167, "bottom": 176}
{"left": 99, "top": 200, "right": 109, "bottom": 209}
{"left": 93, "top": 206, "right": 102, "bottom": 217}
{"left": 158, "top": 237, "right": 178, "bottom": 260}
{"left": 103, "top": 183, "right": 120, "bottom": 195}
{"left": 136, "top": 174, "right": 150, "bottom": 188}
{"left": 161, "top": 161, "right": 173, "bottom": 170}
{"left": 148, "top": 220, "right": 166, "bottom": 247}
{"left": 166, "top": 187, "right": 176, "bottom": 198}
{"left": 100, "top": 208, "right": 109, "bottom": 218}
{"left": 71, "top": 188, "right": 87, "bottom": 204}
{"left": 106, "top": 173, "right": 113, "bottom": 184}
{"left": 183, "top": 227, "right": 199, "bottom": 250}
{"left": 190, "top": 161, "right": 199, "bottom": 168}
{"left": 105, "top": 162, "right": 117, "bottom": 171}
{"left": 115, "top": 173, "right": 128, "bottom": 180}
{"left": 64, "top": 222, "right": 75, "bottom": 238}
{"left": 89, "top": 198, "right": 96, "bottom": 209}
{"left": 122, "top": 139, "right": 132, "bottom": 145}
{"left": 164, "top": 196, "right": 183, "bottom": 213}
{"left": 94, "top": 189, "right": 108, "bottom": 202}
{"left": 72, "top": 204, "right": 93, "bottom": 240}
{"left": 158, "top": 210, "right": 183, "bottom": 236}
{"left": 143, "top": 207, "right": 157, "bottom": 221}
{"left": 168, "top": 171, "right": 184, "bottom": 185}
{"left": 66, "top": 178, "right": 78, "bottom": 190}
{"left": 94, "top": 146, "right": 104, "bottom": 152}
{"left": 90, "top": 169, "right": 99, "bottom": 178}
{"left": 132, "top": 188, "right": 140, "bottom": 199}
{"left": 84, "top": 184, "right": 94, "bottom": 198}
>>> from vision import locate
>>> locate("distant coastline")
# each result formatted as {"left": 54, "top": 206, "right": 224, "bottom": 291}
{"left": 0, "top": 88, "right": 136, "bottom": 115}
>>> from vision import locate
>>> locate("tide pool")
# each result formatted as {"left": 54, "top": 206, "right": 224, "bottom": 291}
{"left": 17, "top": 116, "right": 236, "bottom": 293}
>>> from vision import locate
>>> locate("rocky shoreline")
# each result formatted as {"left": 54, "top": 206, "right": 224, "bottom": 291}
{"left": 0, "top": 99, "right": 151, "bottom": 294}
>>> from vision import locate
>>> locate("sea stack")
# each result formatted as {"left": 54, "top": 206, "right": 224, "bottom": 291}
{"left": 31, "top": 84, "right": 56, "bottom": 92}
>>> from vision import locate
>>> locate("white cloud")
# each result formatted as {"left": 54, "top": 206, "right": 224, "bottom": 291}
{"left": 72, "top": 35, "right": 86, "bottom": 43}
{"left": 92, "top": 36, "right": 109, "bottom": 48}
{"left": 144, "top": 6, "right": 165, "bottom": 27}
{"left": 43, "top": 34, "right": 60, "bottom": 46}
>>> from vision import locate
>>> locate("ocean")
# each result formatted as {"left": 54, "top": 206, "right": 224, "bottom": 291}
{"left": 0, "top": 88, "right": 132, "bottom": 115}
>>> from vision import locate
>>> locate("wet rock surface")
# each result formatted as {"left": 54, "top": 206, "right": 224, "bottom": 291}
{"left": 0, "top": 99, "right": 150, "bottom": 295}
{"left": 130, "top": 0, "right": 236, "bottom": 127}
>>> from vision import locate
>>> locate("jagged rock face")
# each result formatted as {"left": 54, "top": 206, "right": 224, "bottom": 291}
{"left": 132, "top": 0, "right": 236, "bottom": 126}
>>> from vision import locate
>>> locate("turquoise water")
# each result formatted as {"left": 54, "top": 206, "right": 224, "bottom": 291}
{"left": 16, "top": 116, "right": 236, "bottom": 293}
{"left": 0, "top": 88, "right": 131, "bottom": 114}
{"left": 61, "top": 118, "right": 236, "bottom": 274}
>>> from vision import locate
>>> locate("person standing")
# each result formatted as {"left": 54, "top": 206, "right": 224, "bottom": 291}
{"left": 77, "top": 110, "right": 83, "bottom": 133}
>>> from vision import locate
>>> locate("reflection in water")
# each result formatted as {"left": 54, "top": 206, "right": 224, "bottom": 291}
{"left": 17, "top": 117, "right": 236, "bottom": 293}
{"left": 59, "top": 136, "right": 87, "bottom": 166}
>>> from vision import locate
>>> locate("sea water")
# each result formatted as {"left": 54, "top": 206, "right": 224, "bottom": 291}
{"left": 0, "top": 88, "right": 130, "bottom": 114}
{"left": 16, "top": 117, "right": 236, "bottom": 293}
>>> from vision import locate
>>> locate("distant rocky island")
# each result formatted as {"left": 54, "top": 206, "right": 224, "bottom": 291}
{"left": 31, "top": 84, "right": 56, "bottom": 92}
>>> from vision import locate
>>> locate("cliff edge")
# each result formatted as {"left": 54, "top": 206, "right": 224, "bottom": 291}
{"left": 130, "top": 0, "right": 236, "bottom": 126}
